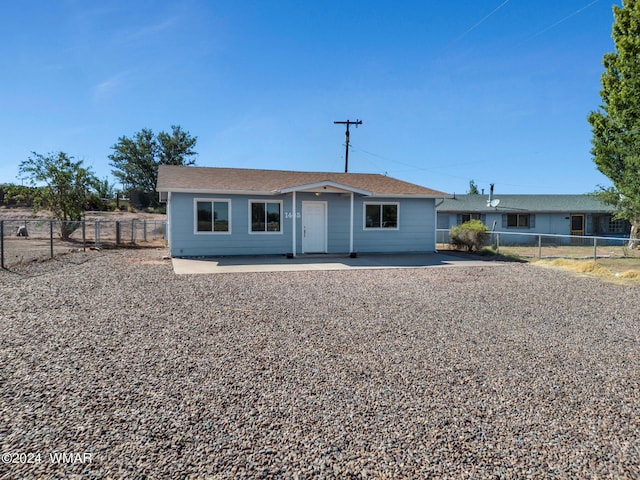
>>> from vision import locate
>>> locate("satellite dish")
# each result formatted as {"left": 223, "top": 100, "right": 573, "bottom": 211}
{"left": 487, "top": 199, "right": 500, "bottom": 208}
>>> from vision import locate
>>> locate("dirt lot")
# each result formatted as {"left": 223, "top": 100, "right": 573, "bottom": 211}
{"left": 0, "top": 206, "right": 166, "bottom": 222}
{"left": 1, "top": 207, "right": 166, "bottom": 267}
{"left": 1, "top": 248, "right": 639, "bottom": 478}
{"left": 438, "top": 243, "right": 640, "bottom": 275}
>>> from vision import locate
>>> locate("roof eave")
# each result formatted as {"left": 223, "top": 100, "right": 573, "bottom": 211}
{"left": 156, "top": 187, "right": 277, "bottom": 196}
{"left": 371, "top": 193, "right": 454, "bottom": 199}
{"left": 437, "top": 207, "right": 615, "bottom": 213}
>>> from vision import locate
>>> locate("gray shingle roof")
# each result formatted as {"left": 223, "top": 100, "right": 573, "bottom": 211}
{"left": 437, "top": 194, "right": 613, "bottom": 213}
{"left": 157, "top": 165, "right": 450, "bottom": 197}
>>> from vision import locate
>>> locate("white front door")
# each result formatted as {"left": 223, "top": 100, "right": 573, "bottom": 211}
{"left": 302, "top": 202, "right": 327, "bottom": 253}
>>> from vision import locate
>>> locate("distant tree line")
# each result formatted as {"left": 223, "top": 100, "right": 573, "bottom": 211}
{"left": 0, "top": 178, "right": 113, "bottom": 211}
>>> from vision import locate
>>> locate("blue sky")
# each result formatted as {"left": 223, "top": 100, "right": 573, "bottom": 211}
{"left": 0, "top": 0, "right": 622, "bottom": 195}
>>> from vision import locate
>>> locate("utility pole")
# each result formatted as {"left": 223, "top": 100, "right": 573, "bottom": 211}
{"left": 334, "top": 119, "right": 362, "bottom": 172}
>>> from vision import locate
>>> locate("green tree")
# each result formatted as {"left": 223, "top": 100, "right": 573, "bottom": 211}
{"left": 1, "top": 183, "right": 37, "bottom": 207}
{"left": 450, "top": 219, "right": 489, "bottom": 252}
{"left": 468, "top": 179, "right": 480, "bottom": 194}
{"left": 19, "top": 152, "right": 96, "bottom": 239}
{"left": 109, "top": 125, "right": 197, "bottom": 200}
{"left": 93, "top": 176, "right": 116, "bottom": 201}
{"left": 588, "top": 0, "right": 640, "bottom": 246}
{"left": 85, "top": 177, "right": 117, "bottom": 211}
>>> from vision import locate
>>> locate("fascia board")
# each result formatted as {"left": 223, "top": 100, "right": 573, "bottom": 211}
{"left": 278, "top": 181, "right": 372, "bottom": 196}
{"left": 369, "top": 193, "right": 455, "bottom": 199}
{"left": 156, "top": 187, "right": 278, "bottom": 196}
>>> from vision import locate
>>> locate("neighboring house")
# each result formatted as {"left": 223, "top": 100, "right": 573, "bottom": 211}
{"left": 437, "top": 194, "right": 630, "bottom": 243}
{"left": 156, "top": 165, "right": 451, "bottom": 257}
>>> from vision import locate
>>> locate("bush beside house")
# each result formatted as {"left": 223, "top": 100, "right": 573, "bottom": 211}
{"left": 450, "top": 219, "right": 489, "bottom": 252}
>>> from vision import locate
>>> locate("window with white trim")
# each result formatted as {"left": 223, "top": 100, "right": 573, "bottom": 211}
{"left": 195, "top": 199, "right": 230, "bottom": 233}
{"left": 250, "top": 201, "right": 282, "bottom": 233}
{"left": 364, "top": 203, "right": 398, "bottom": 229}
{"left": 507, "top": 213, "right": 530, "bottom": 228}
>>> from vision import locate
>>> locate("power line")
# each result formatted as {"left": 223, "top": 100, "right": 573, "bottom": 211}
{"left": 348, "top": 143, "right": 568, "bottom": 191}
{"left": 449, "top": 0, "right": 511, "bottom": 46}
{"left": 525, "top": 0, "right": 600, "bottom": 41}
{"left": 349, "top": 144, "right": 483, "bottom": 172}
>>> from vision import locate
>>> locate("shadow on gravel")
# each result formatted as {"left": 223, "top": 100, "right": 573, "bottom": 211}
{"left": 439, "top": 249, "right": 528, "bottom": 264}
{"left": 171, "top": 252, "right": 509, "bottom": 274}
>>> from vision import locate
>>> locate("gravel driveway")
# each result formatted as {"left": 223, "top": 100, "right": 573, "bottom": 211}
{"left": 1, "top": 248, "right": 639, "bottom": 479}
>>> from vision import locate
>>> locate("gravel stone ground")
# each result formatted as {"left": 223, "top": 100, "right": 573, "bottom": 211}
{"left": 1, "top": 248, "right": 639, "bottom": 479}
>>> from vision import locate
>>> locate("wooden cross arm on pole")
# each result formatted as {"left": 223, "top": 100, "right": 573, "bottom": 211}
{"left": 333, "top": 119, "right": 363, "bottom": 172}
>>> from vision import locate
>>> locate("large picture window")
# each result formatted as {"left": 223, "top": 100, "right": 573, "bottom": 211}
{"left": 195, "top": 199, "right": 230, "bottom": 233}
{"left": 364, "top": 203, "right": 398, "bottom": 229}
{"left": 250, "top": 201, "right": 282, "bottom": 233}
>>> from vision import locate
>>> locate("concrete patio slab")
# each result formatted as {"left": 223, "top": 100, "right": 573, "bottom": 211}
{"left": 171, "top": 252, "right": 504, "bottom": 274}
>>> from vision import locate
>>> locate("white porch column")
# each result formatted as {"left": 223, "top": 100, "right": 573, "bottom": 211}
{"left": 349, "top": 192, "right": 354, "bottom": 253}
{"left": 433, "top": 200, "right": 437, "bottom": 252}
{"left": 167, "top": 192, "right": 172, "bottom": 249}
{"left": 292, "top": 191, "right": 297, "bottom": 256}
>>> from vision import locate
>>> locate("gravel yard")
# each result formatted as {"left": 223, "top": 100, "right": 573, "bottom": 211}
{"left": 1, "top": 248, "right": 639, "bottom": 479}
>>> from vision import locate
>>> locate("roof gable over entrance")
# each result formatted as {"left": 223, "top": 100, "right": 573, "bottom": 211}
{"left": 278, "top": 180, "right": 372, "bottom": 196}
{"left": 157, "top": 165, "right": 450, "bottom": 198}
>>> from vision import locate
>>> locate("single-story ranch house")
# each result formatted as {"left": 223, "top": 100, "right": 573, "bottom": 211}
{"left": 436, "top": 194, "right": 631, "bottom": 244}
{"left": 157, "top": 165, "right": 451, "bottom": 257}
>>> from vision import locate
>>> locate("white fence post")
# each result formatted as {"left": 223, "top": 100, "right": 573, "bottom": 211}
{"left": 538, "top": 235, "right": 542, "bottom": 259}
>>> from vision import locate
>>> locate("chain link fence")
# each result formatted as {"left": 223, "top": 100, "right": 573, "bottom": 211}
{"left": 437, "top": 229, "right": 639, "bottom": 260}
{"left": 4, "top": 222, "right": 636, "bottom": 268}
{"left": 0, "top": 219, "right": 166, "bottom": 268}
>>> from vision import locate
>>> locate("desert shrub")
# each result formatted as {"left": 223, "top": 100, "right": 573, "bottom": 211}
{"left": 450, "top": 219, "right": 489, "bottom": 252}
{"left": 84, "top": 192, "right": 114, "bottom": 211}
{"left": 1, "top": 184, "right": 37, "bottom": 207}
{"left": 152, "top": 204, "right": 166, "bottom": 215}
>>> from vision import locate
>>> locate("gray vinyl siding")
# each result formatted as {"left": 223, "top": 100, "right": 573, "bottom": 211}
{"left": 353, "top": 197, "right": 436, "bottom": 253}
{"left": 495, "top": 213, "right": 580, "bottom": 236}
{"left": 293, "top": 192, "right": 351, "bottom": 254}
{"left": 168, "top": 192, "right": 437, "bottom": 256}
{"left": 437, "top": 214, "right": 450, "bottom": 230}
{"left": 437, "top": 211, "right": 614, "bottom": 245}
{"left": 168, "top": 192, "right": 293, "bottom": 256}
{"left": 292, "top": 194, "right": 435, "bottom": 253}
{"left": 436, "top": 194, "right": 627, "bottom": 243}
{"left": 440, "top": 212, "right": 592, "bottom": 236}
